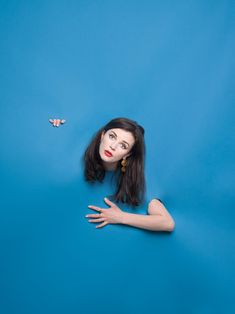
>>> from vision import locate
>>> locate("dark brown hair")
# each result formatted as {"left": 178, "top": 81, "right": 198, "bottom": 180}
{"left": 83, "top": 117, "right": 146, "bottom": 207}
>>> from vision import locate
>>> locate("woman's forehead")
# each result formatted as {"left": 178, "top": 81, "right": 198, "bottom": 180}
{"left": 108, "top": 128, "right": 135, "bottom": 144}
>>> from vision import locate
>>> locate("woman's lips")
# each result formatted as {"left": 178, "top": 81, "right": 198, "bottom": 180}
{"left": 104, "top": 150, "right": 113, "bottom": 157}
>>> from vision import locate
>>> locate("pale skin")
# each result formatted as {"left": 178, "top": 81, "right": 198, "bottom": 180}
{"left": 49, "top": 119, "right": 66, "bottom": 127}
{"left": 86, "top": 128, "right": 175, "bottom": 232}
{"left": 85, "top": 197, "right": 175, "bottom": 232}
{"left": 99, "top": 128, "right": 135, "bottom": 171}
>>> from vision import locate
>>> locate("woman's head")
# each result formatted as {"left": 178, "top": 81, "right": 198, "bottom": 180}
{"left": 83, "top": 117, "right": 146, "bottom": 206}
{"left": 99, "top": 128, "right": 135, "bottom": 166}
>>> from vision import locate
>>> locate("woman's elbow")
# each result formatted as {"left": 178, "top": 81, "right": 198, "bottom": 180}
{"left": 167, "top": 219, "right": 175, "bottom": 232}
{"left": 165, "top": 217, "right": 175, "bottom": 232}
{"left": 158, "top": 216, "right": 175, "bottom": 232}
{"left": 151, "top": 215, "right": 175, "bottom": 232}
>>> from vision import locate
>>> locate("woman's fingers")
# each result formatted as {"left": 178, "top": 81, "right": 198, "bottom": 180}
{"left": 49, "top": 119, "right": 66, "bottom": 127}
{"left": 96, "top": 221, "right": 108, "bottom": 229}
{"left": 86, "top": 213, "right": 101, "bottom": 218}
{"left": 88, "top": 205, "right": 103, "bottom": 212}
{"left": 86, "top": 205, "right": 108, "bottom": 228}
{"left": 104, "top": 197, "right": 115, "bottom": 207}
{"left": 49, "top": 119, "right": 57, "bottom": 126}
{"left": 88, "top": 218, "right": 106, "bottom": 223}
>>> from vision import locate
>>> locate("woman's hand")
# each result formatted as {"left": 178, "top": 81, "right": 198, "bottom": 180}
{"left": 49, "top": 119, "right": 66, "bottom": 127}
{"left": 85, "top": 198, "right": 125, "bottom": 229}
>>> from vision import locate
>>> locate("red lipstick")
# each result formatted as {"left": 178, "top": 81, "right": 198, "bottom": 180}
{"left": 104, "top": 150, "right": 113, "bottom": 157}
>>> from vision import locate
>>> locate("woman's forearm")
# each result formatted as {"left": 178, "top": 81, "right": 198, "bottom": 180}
{"left": 121, "top": 212, "right": 175, "bottom": 232}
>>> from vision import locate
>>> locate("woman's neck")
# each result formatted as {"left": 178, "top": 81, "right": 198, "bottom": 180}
{"left": 102, "top": 161, "right": 118, "bottom": 171}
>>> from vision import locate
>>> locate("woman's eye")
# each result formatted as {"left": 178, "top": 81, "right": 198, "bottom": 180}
{"left": 108, "top": 134, "right": 127, "bottom": 149}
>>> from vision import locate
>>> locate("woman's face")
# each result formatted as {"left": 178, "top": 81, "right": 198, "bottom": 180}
{"left": 99, "top": 128, "right": 135, "bottom": 165}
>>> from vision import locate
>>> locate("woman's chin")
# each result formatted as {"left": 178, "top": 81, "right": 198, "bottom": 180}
{"left": 99, "top": 153, "right": 113, "bottom": 163}
{"left": 101, "top": 157, "right": 114, "bottom": 163}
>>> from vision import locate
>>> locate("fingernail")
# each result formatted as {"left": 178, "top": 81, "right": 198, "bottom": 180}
{"left": 85, "top": 215, "right": 88, "bottom": 217}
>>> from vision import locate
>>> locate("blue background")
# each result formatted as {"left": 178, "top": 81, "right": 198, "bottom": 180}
{"left": 0, "top": 0, "right": 234, "bottom": 313}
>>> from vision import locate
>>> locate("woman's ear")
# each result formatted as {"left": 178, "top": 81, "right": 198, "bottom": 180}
{"left": 124, "top": 153, "right": 131, "bottom": 159}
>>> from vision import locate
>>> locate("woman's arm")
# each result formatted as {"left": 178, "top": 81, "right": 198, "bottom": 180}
{"left": 86, "top": 198, "right": 175, "bottom": 232}
{"left": 121, "top": 199, "right": 175, "bottom": 232}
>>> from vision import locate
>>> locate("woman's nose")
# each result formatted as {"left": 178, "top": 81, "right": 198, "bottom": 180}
{"left": 110, "top": 144, "right": 116, "bottom": 150}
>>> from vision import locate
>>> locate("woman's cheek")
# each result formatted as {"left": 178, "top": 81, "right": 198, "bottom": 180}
{"left": 99, "top": 142, "right": 104, "bottom": 152}
{"left": 104, "top": 138, "right": 110, "bottom": 146}
{"left": 116, "top": 153, "right": 124, "bottom": 161}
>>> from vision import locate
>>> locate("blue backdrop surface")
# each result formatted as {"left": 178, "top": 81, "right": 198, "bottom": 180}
{"left": 0, "top": 1, "right": 234, "bottom": 313}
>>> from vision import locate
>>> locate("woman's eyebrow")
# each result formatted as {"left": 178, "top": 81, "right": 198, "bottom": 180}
{"left": 111, "top": 131, "right": 129, "bottom": 147}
